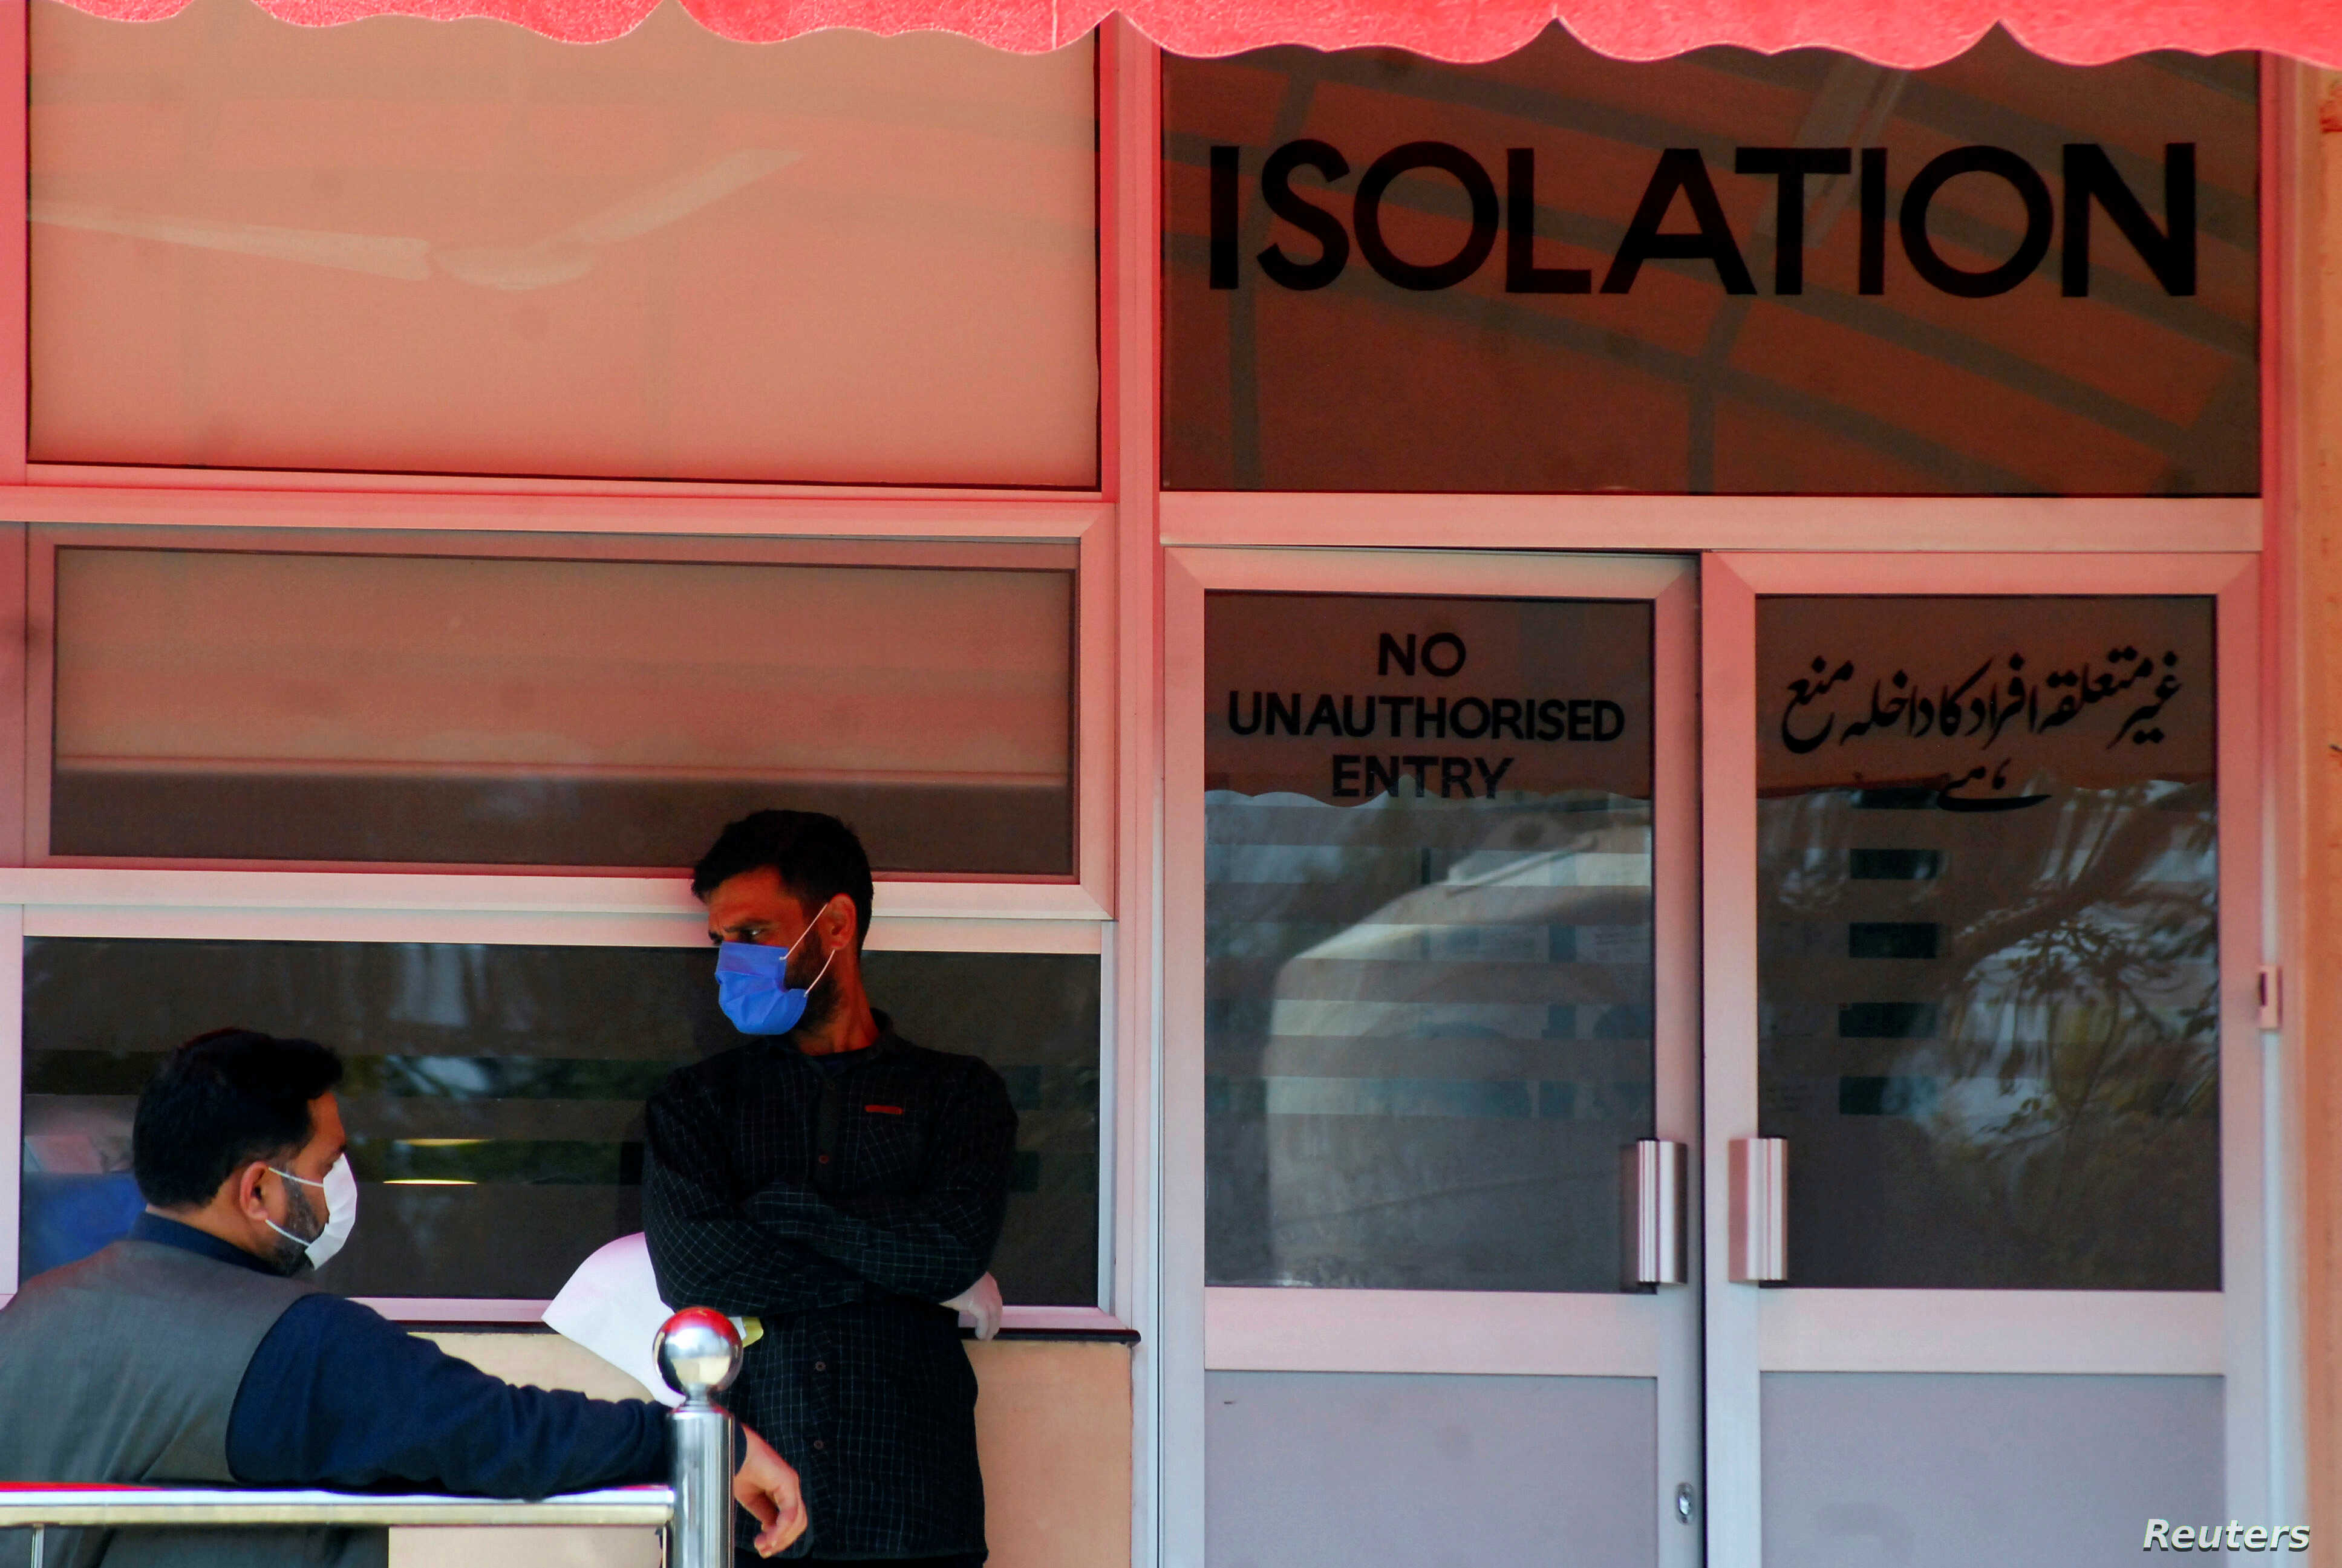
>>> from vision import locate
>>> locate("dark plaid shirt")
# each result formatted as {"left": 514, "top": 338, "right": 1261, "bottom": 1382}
{"left": 642, "top": 1019, "right": 1017, "bottom": 1562}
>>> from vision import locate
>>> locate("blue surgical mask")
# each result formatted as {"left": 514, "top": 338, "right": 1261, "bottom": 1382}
{"left": 715, "top": 923, "right": 835, "bottom": 1035}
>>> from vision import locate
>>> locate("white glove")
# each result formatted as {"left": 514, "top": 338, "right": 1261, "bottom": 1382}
{"left": 942, "top": 1272, "right": 1003, "bottom": 1341}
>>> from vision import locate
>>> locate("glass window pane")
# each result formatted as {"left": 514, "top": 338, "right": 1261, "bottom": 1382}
{"left": 1755, "top": 596, "right": 2219, "bottom": 1289}
{"left": 50, "top": 545, "right": 1075, "bottom": 873}
{"left": 1163, "top": 33, "right": 2254, "bottom": 495}
{"left": 1205, "top": 593, "right": 1654, "bottom": 1293}
{"left": 19, "top": 938, "right": 1101, "bottom": 1304}
{"left": 30, "top": 0, "right": 1097, "bottom": 486}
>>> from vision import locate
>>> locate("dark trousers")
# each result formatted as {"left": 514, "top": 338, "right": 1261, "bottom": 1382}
{"left": 748, "top": 1556, "right": 987, "bottom": 1568}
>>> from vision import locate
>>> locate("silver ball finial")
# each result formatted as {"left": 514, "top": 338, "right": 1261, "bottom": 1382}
{"left": 654, "top": 1307, "right": 742, "bottom": 1405}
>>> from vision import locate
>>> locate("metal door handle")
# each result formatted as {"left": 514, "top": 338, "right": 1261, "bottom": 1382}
{"left": 1728, "top": 1137, "right": 1787, "bottom": 1283}
{"left": 1621, "top": 1138, "right": 1687, "bottom": 1287}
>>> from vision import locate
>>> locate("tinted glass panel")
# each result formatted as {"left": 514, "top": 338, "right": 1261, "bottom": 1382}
{"left": 19, "top": 939, "right": 1100, "bottom": 1304}
{"left": 1205, "top": 593, "right": 1654, "bottom": 1292}
{"left": 50, "top": 545, "right": 1075, "bottom": 873}
{"left": 31, "top": 0, "right": 1097, "bottom": 486}
{"left": 1756, "top": 596, "right": 2219, "bottom": 1288}
{"left": 1164, "top": 33, "right": 2254, "bottom": 494}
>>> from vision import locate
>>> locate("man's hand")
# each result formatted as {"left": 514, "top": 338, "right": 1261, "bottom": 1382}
{"left": 941, "top": 1272, "right": 1003, "bottom": 1341}
{"left": 734, "top": 1424, "right": 807, "bottom": 1558}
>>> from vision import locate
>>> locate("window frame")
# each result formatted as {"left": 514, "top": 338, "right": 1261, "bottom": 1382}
{"left": 0, "top": 10, "right": 1143, "bottom": 1332}
{"left": 8, "top": 903, "right": 1115, "bottom": 1326}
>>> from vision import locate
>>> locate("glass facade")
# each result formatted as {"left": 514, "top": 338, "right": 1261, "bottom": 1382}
{"left": 0, "top": 14, "right": 2278, "bottom": 1517}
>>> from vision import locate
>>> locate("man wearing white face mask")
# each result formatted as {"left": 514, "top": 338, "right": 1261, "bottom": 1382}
{"left": 0, "top": 1028, "right": 809, "bottom": 1568}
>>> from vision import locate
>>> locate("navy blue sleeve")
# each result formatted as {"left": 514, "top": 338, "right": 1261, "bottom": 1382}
{"left": 226, "top": 1295, "right": 672, "bottom": 1498}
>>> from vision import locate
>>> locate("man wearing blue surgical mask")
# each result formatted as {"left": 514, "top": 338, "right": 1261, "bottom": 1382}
{"left": 642, "top": 809, "right": 1018, "bottom": 1568}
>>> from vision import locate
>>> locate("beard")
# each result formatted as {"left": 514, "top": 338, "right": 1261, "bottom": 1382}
{"left": 269, "top": 1180, "right": 324, "bottom": 1275}
{"left": 785, "top": 936, "right": 841, "bottom": 1038}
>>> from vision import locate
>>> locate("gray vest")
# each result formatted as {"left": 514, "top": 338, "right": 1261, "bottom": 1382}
{"left": 0, "top": 1237, "right": 386, "bottom": 1568}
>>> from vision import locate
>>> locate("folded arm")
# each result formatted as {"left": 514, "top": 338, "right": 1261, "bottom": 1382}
{"left": 742, "top": 1063, "right": 1017, "bottom": 1302}
{"left": 642, "top": 1083, "right": 876, "bottom": 1318}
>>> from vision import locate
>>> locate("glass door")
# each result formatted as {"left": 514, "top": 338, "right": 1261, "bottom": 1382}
{"left": 1164, "top": 550, "right": 1701, "bottom": 1568}
{"left": 1700, "top": 553, "right": 2269, "bottom": 1566}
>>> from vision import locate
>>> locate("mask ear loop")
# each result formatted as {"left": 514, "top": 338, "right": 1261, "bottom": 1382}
{"left": 800, "top": 937, "right": 838, "bottom": 996}
{"left": 786, "top": 903, "right": 841, "bottom": 996}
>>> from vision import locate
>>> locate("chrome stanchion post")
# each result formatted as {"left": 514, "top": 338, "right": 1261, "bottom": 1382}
{"left": 656, "top": 1307, "right": 743, "bottom": 1568}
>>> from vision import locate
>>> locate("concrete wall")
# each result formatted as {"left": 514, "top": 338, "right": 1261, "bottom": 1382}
{"left": 387, "top": 1332, "right": 1132, "bottom": 1568}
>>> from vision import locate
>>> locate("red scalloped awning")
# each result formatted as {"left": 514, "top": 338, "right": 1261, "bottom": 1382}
{"left": 42, "top": 0, "right": 2340, "bottom": 64}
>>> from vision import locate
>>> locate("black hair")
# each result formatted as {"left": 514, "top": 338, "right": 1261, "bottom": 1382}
{"left": 131, "top": 1028, "right": 345, "bottom": 1210}
{"left": 692, "top": 809, "right": 875, "bottom": 951}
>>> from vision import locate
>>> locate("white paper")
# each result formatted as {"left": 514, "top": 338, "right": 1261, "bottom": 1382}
{"left": 542, "top": 1231, "right": 684, "bottom": 1407}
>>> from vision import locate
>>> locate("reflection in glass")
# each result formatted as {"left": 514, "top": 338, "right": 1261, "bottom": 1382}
{"left": 51, "top": 545, "right": 1074, "bottom": 873}
{"left": 1163, "top": 34, "right": 2256, "bottom": 495}
{"left": 1205, "top": 593, "right": 1654, "bottom": 1293}
{"left": 1756, "top": 596, "right": 2219, "bottom": 1289}
{"left": 19, "top": 939, "right": 1100, "bottom": 1303}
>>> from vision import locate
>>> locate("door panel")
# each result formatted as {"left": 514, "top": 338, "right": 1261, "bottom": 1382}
{"left": 1208, "top": 1372, "right": 1659, "bottom": 1568}
{"left": 1700, "top": 553, "right": 2269, "bottom": 1567}
{"left": 1760, "top": 1373, "right": 2222, "bottom": 1568}
{"left": 1165, "top": 549, "right": 1701, "bottom": 1568}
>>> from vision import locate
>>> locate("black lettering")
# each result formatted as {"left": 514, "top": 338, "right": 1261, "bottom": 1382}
{"left": 1364, "top": 755, "right": 1403, "bottom": 798}
{"left": 1209, "top": 146, "right": 1240, "bottom": 289}
{"left": 1734, "top": 146, "right": 1853, "bottom": 295}
{"left": 1421, "top": 632, "right": 1467, "bottom": 677}
{"left": 1388, "top": 697, "right": 1411, "bottom": 738}
{"left": 1304, "top": 693, "right": 1343, "bottom": 736}
{"left": 1505, "top": 148, "right": 1590, "bottom": 293}
{"left": 1342, "top": 694, "right": 1380, "bottom": 738}
{"left": 1594, "top": 700, "right": 1625, "bottom": 741}
{"left": 1330, "top": 754, "right": 1361, "bottom": 798}
{"left": 1226, "top": 689, "right": 1262, "bottom": 735}
{"left": 1475, "top": 756, "right": 1516, "bottom": 794}
{"left": 1378, "top": 632, "right": 1417, "bottom": 675}
{"left": 1601, "top": 148, "right": 1756, "bottom": 295}
{"left": 1355, "top": 142, "right": 1499, "bottom": 291}
{"left": 1490, "top": 697, "right": 1525, "bottom": 740}
{"left": 1538, "top": 698, "right": 1567, "bottom": 740}
{"left": 2062, "top": 142, "right": 2194, "bottom": 297}
{"left": 1440, "top": 756, "right": 1475, "bottom": 798}
{"left": 1403, "top": 755, "right": 1436, "bottom": 791}
{"left": 1415, "top": 697, "right": 1447, "bottom": 739}
{"left": 1264, "top": 692, "right": 1303, "bottom": 735}
{"left": 1568, "top": 698, "right": 1593, "bottom": 740}
{"left": 1899, "top": 146, "right": 2052, "bottom": 298}
{"left": 1859, "top": 147, "right": 1888, "bottom": 294}
{"left": 1257, "top": 139, "right": 1351, "bottom": 291}
{"left": 1451, "top": 697, "right": 1490, "bottom": 739}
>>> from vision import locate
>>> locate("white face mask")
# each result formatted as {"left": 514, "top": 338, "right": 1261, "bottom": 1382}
{"left": 264, "top": 1153, "right": 359, "bottom": 1271}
